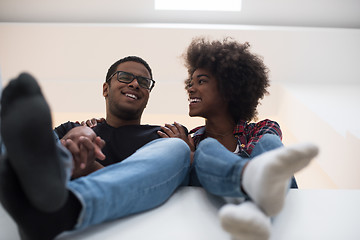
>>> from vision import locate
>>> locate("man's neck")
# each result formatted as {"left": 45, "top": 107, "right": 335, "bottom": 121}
{"left": 105, "top": 116, "right": 141, "bottom": 128}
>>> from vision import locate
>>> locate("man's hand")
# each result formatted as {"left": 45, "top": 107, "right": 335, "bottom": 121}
{"left": 61, "top": 126, "right": 106, "bottom": 178}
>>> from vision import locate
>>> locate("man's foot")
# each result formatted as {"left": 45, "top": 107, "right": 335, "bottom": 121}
{"left": 0, "top": 73, "right": 67, "bottom": 212}
{"left": 0, "top": 156, "right": 80, "bottom": 240}
{"left": 219, "top": 201, "right": 271, "bottom": 240}
{"left": 242, "top": 142, "right": 319, "bottom": 216}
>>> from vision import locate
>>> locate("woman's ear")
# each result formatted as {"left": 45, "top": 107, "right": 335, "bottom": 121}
{"left": 103, "top": 82, "right": 109, "bottom": 97}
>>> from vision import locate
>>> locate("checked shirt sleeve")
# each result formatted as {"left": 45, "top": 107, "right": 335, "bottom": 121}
{"left": 236, "top": 119, "right": 282, "bottom": 156}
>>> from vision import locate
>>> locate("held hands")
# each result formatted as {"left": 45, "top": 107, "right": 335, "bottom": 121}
{"left": 61, "top": 126, "right": 106, "bottom": 179}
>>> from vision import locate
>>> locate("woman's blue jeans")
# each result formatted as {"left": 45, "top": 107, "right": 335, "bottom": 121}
{"left": 191, "top": 134, "right": 285, "bottom": 198}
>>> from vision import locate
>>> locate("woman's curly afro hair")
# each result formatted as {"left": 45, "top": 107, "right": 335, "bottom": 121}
{"left": 183, "top": 37, "right": 270, "bottom": 123}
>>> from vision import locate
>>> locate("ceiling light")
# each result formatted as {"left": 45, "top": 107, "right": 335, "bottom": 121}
{"left": 154, "top": 0, "right": 242, "bottom": 12}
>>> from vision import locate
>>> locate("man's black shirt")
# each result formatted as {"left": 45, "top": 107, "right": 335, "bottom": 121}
{"left": 54, "top": 121, "right": 162, "bottom": 166}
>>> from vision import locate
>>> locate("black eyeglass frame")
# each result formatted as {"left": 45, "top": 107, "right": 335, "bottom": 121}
{"left": 107, "top": 71, "right": 155, "bottom": 91}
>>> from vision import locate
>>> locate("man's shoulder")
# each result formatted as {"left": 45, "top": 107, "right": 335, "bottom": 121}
{"left": 126, "top": 124, "right": 162, "bottom": 131}
{"left": 139, "top": 124, "right": 161, "bottom": 129}
{"left": 54, "top": 121, "right": 81, "bottom": 138}
{"left": 93, "top": 123, "right": 161, "bottom": 132}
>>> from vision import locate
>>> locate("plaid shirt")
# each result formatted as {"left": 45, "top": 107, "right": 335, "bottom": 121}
{"left": 190, "top": 119, "right": 282, "bottom": 157}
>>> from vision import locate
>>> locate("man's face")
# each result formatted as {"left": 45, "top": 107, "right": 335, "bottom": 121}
{"left": 103, "top": 61, "right": 151, "bottom": 121}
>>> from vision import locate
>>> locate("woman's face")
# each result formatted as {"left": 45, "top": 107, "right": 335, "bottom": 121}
{"left": 187, "top": 68, "right": 228, "bottom": 119}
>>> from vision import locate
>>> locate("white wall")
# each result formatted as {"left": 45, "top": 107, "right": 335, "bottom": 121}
{"left": 1, "top": 23, "right": 359, "bottom": 188}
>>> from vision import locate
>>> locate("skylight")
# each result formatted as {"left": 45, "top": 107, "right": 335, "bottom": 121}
{"left": 154, "top": 0, "right": 242, "bottom": 12}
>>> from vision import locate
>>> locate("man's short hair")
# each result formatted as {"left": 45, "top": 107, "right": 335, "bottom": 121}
{"left": 106, "top": 56, "right": 153, "bottom": 83}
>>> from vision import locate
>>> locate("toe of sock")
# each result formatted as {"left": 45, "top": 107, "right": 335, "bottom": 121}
{"left": 300, "top": 142, "right": 319, "bottom": 158}
{"left": 1, "top": 72, "right": 42, "bottom": 116}
{"left": 219, "top": 202, "right": 271, "bottom": 240}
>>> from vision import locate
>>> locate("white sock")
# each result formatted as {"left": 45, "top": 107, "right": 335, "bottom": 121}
{"left": 242, "top": 142, "right": 319, "bottom": 216}
{"left": 219, "top": 201, "right": 271, "bottom": 240}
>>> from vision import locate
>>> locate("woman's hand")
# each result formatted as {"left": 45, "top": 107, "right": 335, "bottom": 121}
{"left": 77, "top": 117, "right": 105, "bottom": 128}
{"left": 158, "top": 122, "right": 195, "bottom": 152}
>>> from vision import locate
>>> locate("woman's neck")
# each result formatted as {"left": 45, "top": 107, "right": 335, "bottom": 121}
{"left": 204, "top": 116, "right": 237, "bottom": 152}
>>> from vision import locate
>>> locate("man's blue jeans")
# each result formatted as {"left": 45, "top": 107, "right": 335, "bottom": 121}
{"left": 65, "top": 138, "right": 189, "bottom": 230}
{"left": 64, "top": 138, "right": 190, "bottom": 231}
{"left": 1, "top": 135, "right": 190, "bottom": 232}
{"left": 192, "top": 134, "right": 285, "bottom": 198}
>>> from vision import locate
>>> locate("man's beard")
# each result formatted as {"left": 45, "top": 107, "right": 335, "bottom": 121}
{"left": 108, "top": 98, "right": 144, "bottom": 121}
{"left": 112, "top": 105, "right": 143, "bottom": 121}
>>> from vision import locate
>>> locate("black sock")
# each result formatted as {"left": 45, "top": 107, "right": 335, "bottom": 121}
{"left": 0, "top": 73, "right": 67, "bottom": 212}
{"left": 0, "top": 157, "right": 81, "bottom": 240}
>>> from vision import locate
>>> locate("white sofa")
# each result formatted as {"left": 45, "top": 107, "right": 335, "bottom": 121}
{"left": 1, "top": 187, "right": 360, "bottom": 240}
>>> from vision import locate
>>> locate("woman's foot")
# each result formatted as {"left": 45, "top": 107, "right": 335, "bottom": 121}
{"left": 219, "top": 201, "right": 271, "bottom": 240}
{"left": 242, "top": 142, "right": 318, "bottom": 216}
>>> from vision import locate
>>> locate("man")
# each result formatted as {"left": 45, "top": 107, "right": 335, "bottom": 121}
{"left": 55, "top": 56, "right": 179, "bottom": 177}
{"left": 0, "top": 56, "right": 191, "bottom": 240}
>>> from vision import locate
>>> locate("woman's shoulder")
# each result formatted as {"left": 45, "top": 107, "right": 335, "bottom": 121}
{"left": 246, "top": 119, "right": 282, "bottom": 137}
{"left": 253, "top": 119, "right": 280, "bottom": 128}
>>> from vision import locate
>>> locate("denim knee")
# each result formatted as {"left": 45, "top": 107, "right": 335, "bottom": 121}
{"left": 152, "top": 138, "right": 191, "bottom": 166}
{"left": 165, "top": 138, "right": 190, "bottom": 155}
{"left": 250, "top": 134, "right": 283, "bottom": 158}
{"left": 197, "top": 137, "right": 223, "bottom": 153}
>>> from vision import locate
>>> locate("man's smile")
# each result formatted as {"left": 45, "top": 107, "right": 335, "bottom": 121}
{"left": 122, "top": 91, "right": 140, "bottom": 100}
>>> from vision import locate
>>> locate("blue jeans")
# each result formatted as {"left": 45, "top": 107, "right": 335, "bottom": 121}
{"left": 1, "top": 133, "right": 190, "bottom": 231}
{"left": 66, "top": 138, "right": 190, "bottom": 231}
{"left": 191, "top": 134, "right": 284, "bottom": 198}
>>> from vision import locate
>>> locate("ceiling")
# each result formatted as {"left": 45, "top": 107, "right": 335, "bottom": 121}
{"left": 0, "top": 0, "right": 359, "bottom": 29}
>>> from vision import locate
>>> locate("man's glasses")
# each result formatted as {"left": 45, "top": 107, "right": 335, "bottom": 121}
{"left": 107, "top": 71, "right": 155, "bottom": 91}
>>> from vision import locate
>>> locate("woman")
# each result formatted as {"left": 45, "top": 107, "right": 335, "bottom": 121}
{"left": 158, "top": 37, "right": 318, "bottom": 240}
